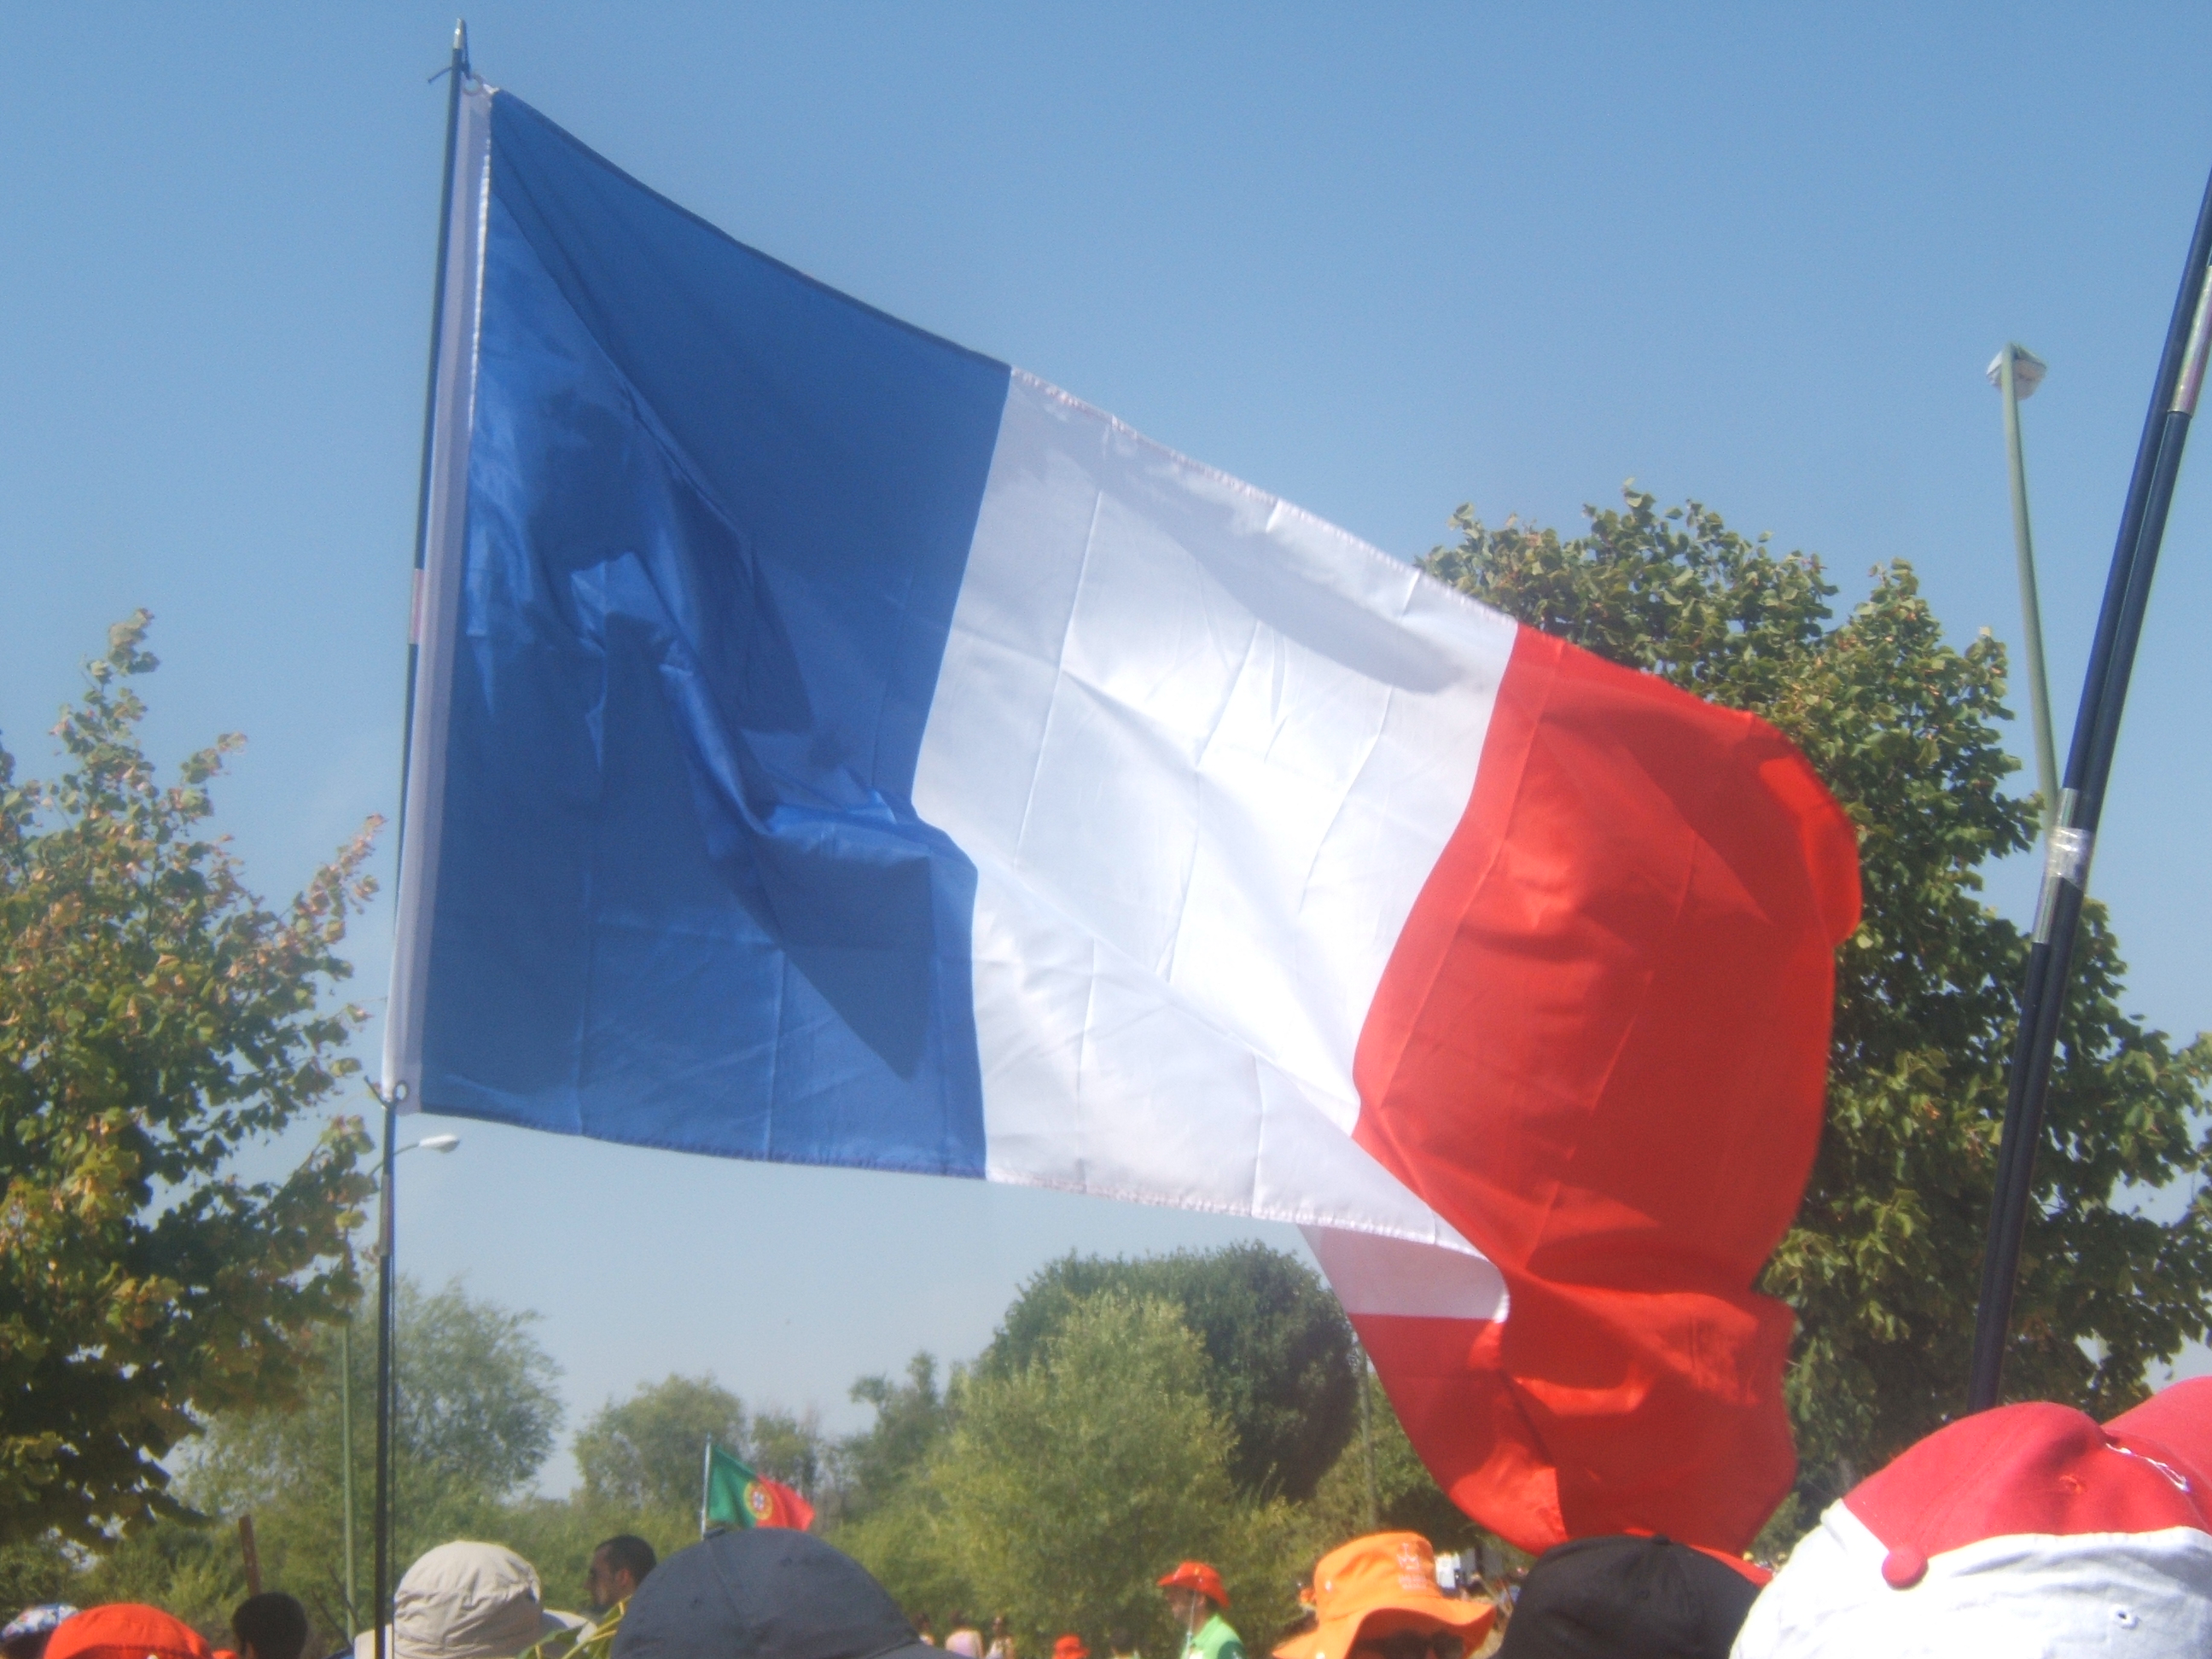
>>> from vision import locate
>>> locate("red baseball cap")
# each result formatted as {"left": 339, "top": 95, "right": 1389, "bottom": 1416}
{"left": 1735, "top": 1377, "right": 2212, "bottom": 1656}
{"left": 1052, "top": 1637, "right": 1090, "bottom": 1659}
{"left": 1158, "top": 1563, "right": 1230, "bottom": 1608}
{"left": 46, "top": 1607, "right": 213, "bottom": 1659}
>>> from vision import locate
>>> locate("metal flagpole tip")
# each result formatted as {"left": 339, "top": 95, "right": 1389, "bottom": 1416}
{"left": 1986, "top": 344, "right": 2049, "bottom": 398}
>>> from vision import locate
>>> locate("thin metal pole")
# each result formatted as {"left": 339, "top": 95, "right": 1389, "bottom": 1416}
{"left": 373, "top": 1100, "right": 399, "bottom": 1659}
{"left": 1359, "top": 1349, "right": 1378, "bottom": 1530}
{"left": 1968, "top": 159, "right": 2212, "bottom": 1412}
{"left": 341, "top": 1243, "right": 358, "bottom": 1639}
{"left": 376, "top": 22, "right": 471, "bottom": 1656}
{"left": 1997, "top": 344, "right": 2060, "bottom": 829}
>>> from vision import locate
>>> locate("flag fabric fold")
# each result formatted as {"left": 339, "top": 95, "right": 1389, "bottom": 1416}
{"left": 385, "top": 83, "right": 1860, "bottom": 1555}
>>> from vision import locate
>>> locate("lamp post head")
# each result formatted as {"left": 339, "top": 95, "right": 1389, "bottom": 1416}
{"left": 1987, "top": 344, "right": 2048, "bottom": 399}
{"left": 417, "top": 1134, "right": 462, "bottom": 1153}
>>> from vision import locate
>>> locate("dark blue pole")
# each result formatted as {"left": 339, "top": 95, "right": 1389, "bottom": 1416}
{"left": 1968, "top": 158, "right": 2212, "bottom": 1412}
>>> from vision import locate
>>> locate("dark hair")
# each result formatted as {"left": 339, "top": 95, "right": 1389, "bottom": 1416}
{"left": 1108, "top": 1634, "right": 1136, "bottom": 1655}
{"left": 233, "top": 1593, "right": 310, "bottom": 1659}
{"left": 595, "top": 1534, "right": 659, "bottom": 1584}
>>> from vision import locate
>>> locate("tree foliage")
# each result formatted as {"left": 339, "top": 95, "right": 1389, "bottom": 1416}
{"left": 981, "top": 1243, "right": 1357, "bottom": 1501}
{"left": 939, "top": 1294, "right": 1297, "bottom": 1656}
{"left": 574, "top": 1374, "right": 746, "bottom": 1516}
{"left": 841, "top": 1352, "right": 952, "bottom": 1523}
{"left": 1426, "top": 490, "right": 2212, "bottom": 1514}
{"left": 0, "top": 615, "right": 379, "bottom": 1545}
{"left": 1301, "top": 1365, "right": 1490, "bottom": 1560}
{"left": 88, "top": 1277, "right": 574, "bottom": 1648}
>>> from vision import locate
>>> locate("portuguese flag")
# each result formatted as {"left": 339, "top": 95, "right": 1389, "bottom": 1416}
{"left": 702, "top": 1441, "right": 816, "bottom": 1533}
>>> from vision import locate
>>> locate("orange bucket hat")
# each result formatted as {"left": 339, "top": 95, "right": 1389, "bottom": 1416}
{"left": 1156, "top": 1562, "right": 1230, "bottom": 1608}
{"left": 1272, "top": 1534, "right": 1493, "bottom": 1659}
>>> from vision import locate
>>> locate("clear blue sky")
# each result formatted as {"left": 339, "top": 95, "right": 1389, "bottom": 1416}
{"left": 5, "top": 4, "right": 2209, "bottom": 1487}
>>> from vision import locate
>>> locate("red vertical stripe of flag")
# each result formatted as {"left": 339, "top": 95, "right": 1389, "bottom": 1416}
{"left": 1353, "top": 626, "right": 1860, "bottom": 1554}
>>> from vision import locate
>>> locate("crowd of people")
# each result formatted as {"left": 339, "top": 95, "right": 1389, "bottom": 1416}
{"left": 9, "top": 1375, "right": 2207, "bottom": 1659}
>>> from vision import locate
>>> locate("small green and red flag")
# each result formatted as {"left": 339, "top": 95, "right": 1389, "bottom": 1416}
{"left": 702, "top": 1441, "right": 815, "bottom": 1534}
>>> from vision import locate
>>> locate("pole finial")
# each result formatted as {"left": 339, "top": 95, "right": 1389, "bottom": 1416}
{"left": 453, "top": 19, "right": 469, "bottom": 74}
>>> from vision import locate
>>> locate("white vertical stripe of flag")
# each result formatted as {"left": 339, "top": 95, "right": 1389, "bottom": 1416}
{"left": 915, "top": 372, "right": 1516, "bottom": 1260}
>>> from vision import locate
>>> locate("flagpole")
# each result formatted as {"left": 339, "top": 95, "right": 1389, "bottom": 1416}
{"left": 376, "top": 23, "right": 471, "bottom": 1659}
{"left": 1967, "top": 157, "right": 2212, "bottom": 1412}
{"left": 701, "top": 1440, "right": 713, "bottom": 1539}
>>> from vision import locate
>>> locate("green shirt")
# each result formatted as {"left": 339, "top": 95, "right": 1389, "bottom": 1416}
{"left": 1180, "top": 1612, "right": 1244, "bottom": 1659}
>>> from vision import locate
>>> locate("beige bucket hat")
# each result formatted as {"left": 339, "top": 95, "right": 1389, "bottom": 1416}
{"left": 354, "top": 1542, "right": 583, "bottom": 1659}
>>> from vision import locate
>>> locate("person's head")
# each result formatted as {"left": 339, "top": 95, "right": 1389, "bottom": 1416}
{"left": 1, "top": 1608, "right": 79, "bottom": 1659}
{"left": 1493, "top": 1536, "right": 1762, "bottom": 1659}
{"left": 232, "top": 1596, "right": 309, "bottom": 1659}
{"left": 586, "top": 1538, "right": 658, "bottom": 1614}
{"left": 1105, "top": 1633, "right": 1136, "bottom": 1659}
{"left": 358, "top": 1541, "right": 579, "bottom": 1659}
{"left": 1156, "top": 1564, "right": 1228, "bottom": 1629}
{"left": 989, "top": 1619, "right": 1007, "bottom": 1639}
{"left": 1733, "top": 1378, "right": 2212, "bottom": 1658}
{"left": 1272, "top": 1535, "right": 1493, "bottom": 1659}
{"left": 44, "top": 1607, "right": 210, "bottom": 1659}
{"left": 611, "top": 1528, "right": 938, "bottom": 1659}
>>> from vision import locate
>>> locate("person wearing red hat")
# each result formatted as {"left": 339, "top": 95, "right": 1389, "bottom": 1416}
{"left": 1157, "top": 1563, "right": 1241, "bottom": 1659}
{"left": 1051, "top": 1636, "right": 1089, "bottom": 1659}
{"left": 44, "top": 1606, "right": 213, "bottom": 1659}
{"left": 1733, "top": 1377, "right": 2212, "bottom": 1655}
{"left": 1272, "top": 1534, "right": 1493, "bottom": 1659}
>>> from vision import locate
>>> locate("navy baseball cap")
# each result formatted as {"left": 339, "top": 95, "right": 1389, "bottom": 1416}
{"left": 1496, "top": 1534, "right": 1764, "bottom": 1659}
{"left": 614, "top": 1529, "right": 934, "bottom": 1659}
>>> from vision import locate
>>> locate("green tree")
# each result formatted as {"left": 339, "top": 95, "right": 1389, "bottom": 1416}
{"left": 84, "top": 1273, "right": 566, "bottom": 1654}
{"left": 1425, "top": 491, "right": 2212, "bottom": 1521}
{"left": 573, "top": 1374, "right": 746, "bottom": 1516}
{"left": 748, "top": 1406, "right": 829, "bottom": 1499}
{"left": 981, "top": 1244, "right": 1356, "bottom": 1501}
{"left": 1301, "top": 1365, "right": 1489, "bottom": 1560}
{"left": 839, "top": 1353, "right": 953, "bottom": 1523}
{"left": 938, "top": 1294, "right": 1296, "bottom": 1656}
{"left": 0, "top": 614, "right": 378, "bottom": 1545}
{"left": 831, "top": 1353, "right": 970, "bottom": 1627}
{"left": 155, "top": 1277, "right": 566, "bottom": 1644}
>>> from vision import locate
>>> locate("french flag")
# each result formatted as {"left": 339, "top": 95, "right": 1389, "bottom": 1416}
{"left": 385, "top": 85, "right": 1860, "bottom": 1555}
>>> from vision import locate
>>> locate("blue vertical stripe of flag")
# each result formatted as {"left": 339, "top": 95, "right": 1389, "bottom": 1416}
{"left": 419, "top": 94, "right": 1009, "bottom": 1173}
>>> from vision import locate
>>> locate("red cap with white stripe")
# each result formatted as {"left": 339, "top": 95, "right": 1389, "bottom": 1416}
{"left": 1733, "top": 1378, "right": 2212, "bottom": 1655}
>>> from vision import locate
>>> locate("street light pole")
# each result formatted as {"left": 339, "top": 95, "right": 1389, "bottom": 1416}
{"left": 370, "top": 1127, "right": 459, "bottom": 1655}
{"left": 373, "top": 1097, "right": 398, "bottom": 1659}
{"left": 341, "top": 1241, "right": 358, "bottom": 1639}
{"left": 1988, "top": 343, "right": 2058, "bottom": 831}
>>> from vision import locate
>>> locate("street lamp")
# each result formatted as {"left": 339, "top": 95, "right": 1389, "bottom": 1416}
{"left": 362, "top": 1117, "right": 462, "bottom": 1647}
{"left": 1987, "top": 343, "right": 2059, "bottom": 832}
